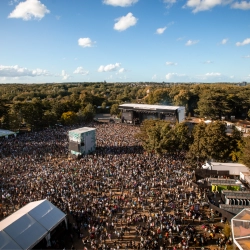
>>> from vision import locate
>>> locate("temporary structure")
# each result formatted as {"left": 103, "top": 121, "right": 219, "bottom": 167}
{"left": 231, "top": 208, "right": 250, "bottom": 250}
{"left": 0, "top": 129, "right": 16, "bottom": 138}
{"left": 0, "top": 199, "right": 67, "bottom": 250}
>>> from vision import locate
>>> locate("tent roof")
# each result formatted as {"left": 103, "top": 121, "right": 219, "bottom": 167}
{"left": 232, "top": 208, "right": 250, "bottom": 221}
{"left": 0, "top": 231, "right": 22, "bottom": 250}
{"left": 232, "top": 208, "right": 250, "bottom": 250}
{"left": 0, "top": 199, "right": 66, "bottom": 250}
{"left": 0, "top": 129, "right": 16, "bottom": 138}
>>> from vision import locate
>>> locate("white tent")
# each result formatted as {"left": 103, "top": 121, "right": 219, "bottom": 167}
{"left": 231, "top": 208, "right": 250, "bottom": 250}
{"left": 0, "top": 129, "right": 16, "bottom": 138}
{"left": 0, "top": 199, "right": 67, "bottom": 250}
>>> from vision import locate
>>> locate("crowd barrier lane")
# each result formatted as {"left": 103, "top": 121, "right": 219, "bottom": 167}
{"left": 205, "top": 194, "right": 234, "bottom": 221}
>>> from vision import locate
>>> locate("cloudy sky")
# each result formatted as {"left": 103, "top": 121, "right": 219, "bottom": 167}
{"left": 0, "top": 0, "right": 250, "bottom": 83}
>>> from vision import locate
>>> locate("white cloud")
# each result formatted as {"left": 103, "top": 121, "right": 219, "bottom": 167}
{"left": 205, "top": 72, "right": 221, "bottom": 76}
{"left": 221, "top": 38, "right": 228, "bottom": 44}
{"left": 118, "top": 68, "right": 125, "bottom": 73}
{"left": 203, "top": 60, "right": 213, "bottom": 64}
{"left": 242, "top": 55, "right": 250, "bottom": 58}
{"left": 165, "top": 73, "right": 185, "bottom": 80}
{"left": 185, "top": 0, "right": 230, "bottom": 13}
{"left": 62, "top": 70, "right": 70, "bottom": 80}
{"left": 73, "top": 67, "right": 89, "bottom": 76}
{"left": 231, "top": 1, "right": 250, "bottom": 9}
{"left": 152, "top": 74, "right": 157, "bottom": 80}
{"left": 98, "top": 63, "right": 121, "bottom": 72}
{"left": 0, "top": 65, "right": 50, "bottom": 77}
{"left": 156, "top": 27, "right": 167, "bottom": 35}
{"left": 185, "top": 40, "right": 199, "bottom": 46}
{"left": 166, "top": 62, "right": 177, "bottom": 66}
{"left": 103, "top": 0, "right": 138, "bottom": 7}
{"left": 163, "top": 0, "right": 177, "bottom": 8}
{"left": 177, "top": 36, "right": 185, "bottom": 41}
{"left": 236, "top": 38, "right": 250, "bottom": 46}
{"left": 114, "top": 12, "right": 138, "bottom": 31}
{"left": 78, "top": 38, "right": 95, "bottom": 48}
{"left": 8, "top": 0, "right": 50, "bottom": 20}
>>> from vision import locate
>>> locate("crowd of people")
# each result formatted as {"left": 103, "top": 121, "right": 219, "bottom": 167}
{"left": 0, "top": 123, "right": 232, "bottom": 250}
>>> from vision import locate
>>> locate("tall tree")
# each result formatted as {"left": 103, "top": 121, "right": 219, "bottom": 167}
{"left": 83, "top": 103, "right": 95, "bottom": 121}
{"left": 110, "top": 104, "right": 120, "bottom": 116}
{"left": 205, "top": 121, "right": 230, "bottom": 161}
{"left": 240, "top": 136, "right": 250, "bottom": 169}
{"left": 187, "top": 122, "right": 207, "bottom": 163}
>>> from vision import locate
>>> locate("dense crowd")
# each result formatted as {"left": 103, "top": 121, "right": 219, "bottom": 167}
{"left": 0, "top": 123, "right": 232, "bottom": 250}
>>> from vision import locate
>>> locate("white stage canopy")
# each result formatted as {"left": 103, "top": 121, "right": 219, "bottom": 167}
{"left": 0, "top": 129, "right": 16, "bottom": 138}
{"left": 232, "top": 208, "right": 250, "bottom": 250}
{"left": 0, "top": 199, "right": 67, "bottom": 250}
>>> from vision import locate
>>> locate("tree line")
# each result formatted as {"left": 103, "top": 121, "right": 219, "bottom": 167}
{"left": 1, "top": 83, "right": 250, "bottom": 128}
{"left": 136, "top": 119, "right": 250, "bottom": 168}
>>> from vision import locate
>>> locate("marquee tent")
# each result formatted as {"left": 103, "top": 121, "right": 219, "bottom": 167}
{"left": 0, "top": 129, "right": 16, "bottom": 138}
{"left": 231, "top": 208, "right": 250, "bottom": 250}
{"left": 0, "top": 199, "right": 67, "bottom": 250}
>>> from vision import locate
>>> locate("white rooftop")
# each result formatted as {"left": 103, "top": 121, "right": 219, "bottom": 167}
{"left": 0, "top": 129, "right": 16, "bottom": 137}
{"left": 119, "top": 103, "right": 183, "bottom": 111}
{"left": 69, "top": 127, "right": 96, "bottom": 133}
{"left": 0, "top": 199, "right": 66, "bottom": 250}
{"left": 202, "top": 162, "right": 249, "bottom": 175}
{"left": 232, "top": 208, "right": 250, "bottom": 250}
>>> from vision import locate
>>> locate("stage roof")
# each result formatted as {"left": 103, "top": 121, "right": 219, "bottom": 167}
{"left": 119, "top": 103, "right": 184, "bottom": 111}
{"left": 0, "top": 199, "right": 66, "bottom": 250}
{"left": 69, "top": 127, "right": 96, "bottom": 134}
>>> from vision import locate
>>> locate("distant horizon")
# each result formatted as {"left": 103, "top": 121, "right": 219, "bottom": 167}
{"left": 0, "top": 0, "right": 250, "bottom": 83}
{"left": 0, "top": 81, "right": 249, "bottom": 85}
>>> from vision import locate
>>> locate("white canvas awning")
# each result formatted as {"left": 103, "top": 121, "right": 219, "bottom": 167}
{"left": 0, "top": 199, "right": 66, "bottom": 250}
{"left": 231, "top": 208, "right": 250, "bottom": 250}
{"left": 0, "top": 129, "right": 16, "bottom": 138}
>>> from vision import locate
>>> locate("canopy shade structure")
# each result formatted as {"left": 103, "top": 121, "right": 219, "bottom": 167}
{"left": 231, "top": 208, "right": 250, "bottom": 250}
{"left": 0, "top": 199, "right": 66, "bottom": 250}
{"left": 0, "top": 129, "right": 16, "bottom": 138}
{"left": 0, "top": 231, "right": 22, "bottom": 250}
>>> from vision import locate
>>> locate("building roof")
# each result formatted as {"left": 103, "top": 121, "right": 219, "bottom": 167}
{"left": 232, "top": 208, "right": 250, "bottom": 250}
{"left": 119, "top": 103, "right": 184, "bottom": 111}
{"left": 69, "top": 127, "right": 96, "bottom": 134}
{"left": 0, "top": 199, "right": 66, "bottom": 250}
{"left": 0, "top": 129, "right": 16, "bottom": 138}
{"left": 202, "top": 162, "right": 249, "bottom": 175}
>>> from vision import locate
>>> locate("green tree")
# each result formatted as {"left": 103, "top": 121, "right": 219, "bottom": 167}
{"left": 42, "top": 111, "right": 57, "bottom": 127}
{"left": 110, "top": 104, "right": 120, "bottom": 116}
{"left": 172, "top": 122, "right": 191, "bottom": 152}
{"left": 229, "top": 126, "right": 243, "bottom": 162}
{"left": 205, "top": 121, "right": 230, "bottom": 161}
{"left": 187, "top": 122, "right": 208, "bottom": 163}
{"left": 196, "top": 90, "right": 230, "bottom": 119}
{"left": 240, "top": 136, "right": 250, "bottom": 169}
{"left": 83, "top": 103, "right": 95, "bottom": 121}
{"left": 136, "top": 120, "right": 172, "bottom": 155}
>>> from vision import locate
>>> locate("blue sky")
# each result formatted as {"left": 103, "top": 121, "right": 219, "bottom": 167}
{"left": 0, "top": 0, "right": 250, "bottom": 83}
